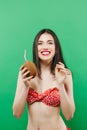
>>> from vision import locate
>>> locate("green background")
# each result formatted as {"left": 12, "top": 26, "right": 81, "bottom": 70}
{"left": 0, "top": 0, "right": 87, "bottom": 130}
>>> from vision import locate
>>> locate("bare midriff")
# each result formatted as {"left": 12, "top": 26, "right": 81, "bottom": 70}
{"left": 26, "top": 102, "right": 67, "bottom": 130}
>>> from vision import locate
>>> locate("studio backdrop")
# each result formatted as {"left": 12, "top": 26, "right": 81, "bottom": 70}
{"left": 0, "top": 0, "right": 87, "bottom": 130}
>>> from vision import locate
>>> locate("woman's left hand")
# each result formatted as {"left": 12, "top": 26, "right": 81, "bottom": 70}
{"left": 55, "top": 62, "right": 70, "bottom": 84}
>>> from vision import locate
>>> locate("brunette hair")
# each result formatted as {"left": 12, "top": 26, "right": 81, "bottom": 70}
{"left": 33, "top": 28, "right": 67, "bottom": 78}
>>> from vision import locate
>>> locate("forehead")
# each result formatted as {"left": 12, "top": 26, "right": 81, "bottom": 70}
{"left": 38, "top": 33, "right": 54, "bottom": 41}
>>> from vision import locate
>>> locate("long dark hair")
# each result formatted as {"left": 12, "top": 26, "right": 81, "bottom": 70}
{"left": 33, "top": 28, "right": 67, "bottom": 78}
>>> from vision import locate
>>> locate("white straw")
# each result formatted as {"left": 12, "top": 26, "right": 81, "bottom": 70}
{"left": 24, "top": 49, "right": 27, "bottom": 61}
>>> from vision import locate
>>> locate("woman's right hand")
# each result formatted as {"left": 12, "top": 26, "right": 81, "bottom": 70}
{"left": 20, "top": 65, "right": 33, "bottom": 87}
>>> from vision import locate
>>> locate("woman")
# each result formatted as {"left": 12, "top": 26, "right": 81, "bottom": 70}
{"left": 12, "top": 29, "right": 75, "bottom": 130}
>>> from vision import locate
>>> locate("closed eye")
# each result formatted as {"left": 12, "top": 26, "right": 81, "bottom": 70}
{"left": 37, "top": 42, "right": 43, "bottom": 45}
{"left": 48, "top": 42, "right": 54, "bottom": 44}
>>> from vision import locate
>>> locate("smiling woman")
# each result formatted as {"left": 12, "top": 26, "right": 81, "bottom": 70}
{"left": 12, "top": 28, "right": 75, "bottom": 130}
{"left": 37, "top": 33, "right": 55, "bottom": 62}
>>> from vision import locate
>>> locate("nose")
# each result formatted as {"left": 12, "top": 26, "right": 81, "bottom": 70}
{"left": 42, "top": 43, "right": 48, "bottom": 49}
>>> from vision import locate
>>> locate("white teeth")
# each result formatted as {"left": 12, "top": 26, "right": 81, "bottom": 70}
{"left": 41, "top": 51, "right": 50, "bottom": 55}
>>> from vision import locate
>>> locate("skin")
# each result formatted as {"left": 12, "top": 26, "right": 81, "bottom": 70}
{"left": 12, "top": 33, "right": 75, "bottom": 130}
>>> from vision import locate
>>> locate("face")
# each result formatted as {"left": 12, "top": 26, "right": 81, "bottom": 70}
{"left": 37, "top": 33, "right": 55, "bottom": 63}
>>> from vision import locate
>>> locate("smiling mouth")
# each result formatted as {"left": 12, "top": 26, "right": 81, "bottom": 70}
{"left": 41, "top": 51, "right": 51, "bottom": 56}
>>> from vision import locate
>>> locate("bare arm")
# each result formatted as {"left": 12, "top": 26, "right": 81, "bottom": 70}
{"left": 55, "top": 62, "right": 75, "bottom": 120}
{"left": 59, "top": 73, "right": 75, "bottom": 120}
{"left": 12, "top": 67, "right": 32, "bottom": 118}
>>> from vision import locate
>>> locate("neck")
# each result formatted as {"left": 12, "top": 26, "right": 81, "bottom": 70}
{"left": 39, "top": 62, "right": 52, "bottom": 80}
{"left": 40, "top": 61, "right": 51, "bottom": 72}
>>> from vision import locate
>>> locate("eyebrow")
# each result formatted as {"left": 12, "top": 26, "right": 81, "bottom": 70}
{"left": 38, "top": 40, "right": 54, "bottom": 43}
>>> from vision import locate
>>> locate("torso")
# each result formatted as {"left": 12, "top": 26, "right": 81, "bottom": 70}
{"left": 26, "top": 75, "right": 67, "bottom": 130}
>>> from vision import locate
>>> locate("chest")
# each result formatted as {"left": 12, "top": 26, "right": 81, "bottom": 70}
{"left": 31, "top": 76, "right": 59, "bottom": 94}
{"left": 28, "top": 76, "right": 61, "bottom": 107}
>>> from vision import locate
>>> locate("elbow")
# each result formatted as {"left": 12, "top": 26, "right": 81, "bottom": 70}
{"left": 65, "top": 105, "right": 76, "bottom": 120}
{"left": 12, "top": 105, "right": 22, "bottom": 118}
{"left": 13, "top": 111, "right": 21, "bottom": 118}
{"left": 65, "top": 113, "right": 74, "bottom": 120}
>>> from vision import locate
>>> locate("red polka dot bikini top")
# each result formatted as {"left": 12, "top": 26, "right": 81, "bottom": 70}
{"left": 27, "top": 87, "right": 60, "bottom": 107}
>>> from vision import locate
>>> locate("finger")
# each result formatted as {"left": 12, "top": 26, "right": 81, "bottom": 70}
{"left": 22, "top": 70, "right": 30, "bottom": 78}
{"left": 56, "top": 64, "right": 64, "bottom": 68}
{"left": 59, "top": 69, "right": 68, "bottom": 76}
{"left": 23, "top": 76, "right": 33, "bottom": 82}
{"left": 55, "top": 64, "right": 65, "bottom": 71}
{"left": 27, "top": 75, "right": 33, "bottom": 80}
{"left": 21, "top": 67, "right": 28, "bottom": 74}
{"left": 60, "top": 69, "right": 67, "bottom": 73}
{"left": 58, "top": 62, "right": 65, "bottom": 67}
{"left": 20, "top": 65, "right": 24, "bottom": 70}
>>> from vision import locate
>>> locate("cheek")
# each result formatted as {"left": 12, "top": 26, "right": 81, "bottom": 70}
{"left": 37, "top": 47, "right": 41, "bottom": 56}
{"left": 52, "top": 46, "right": 56, "bottom": 53}
{"left": 37, "top": 46, "right": 41, "bottom": 52}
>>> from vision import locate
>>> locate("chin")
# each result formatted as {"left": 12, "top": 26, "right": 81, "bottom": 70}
{"left": 40, "top": 58, "right": 53, "bottom": 63}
